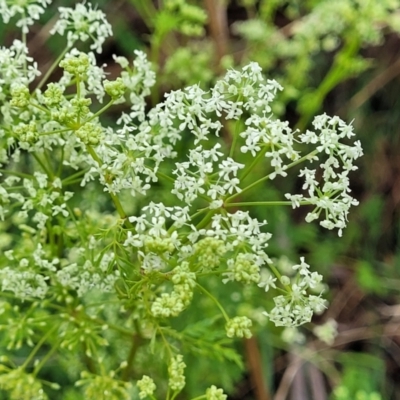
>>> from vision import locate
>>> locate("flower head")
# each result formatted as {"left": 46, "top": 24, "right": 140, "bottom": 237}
{"left": 51, "top": 3, "right": 112, "bottom": 53}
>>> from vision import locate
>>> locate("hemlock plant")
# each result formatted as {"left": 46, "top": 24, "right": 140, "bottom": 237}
{"left": 0, "top": 1, "right": 363, "bottom": 399}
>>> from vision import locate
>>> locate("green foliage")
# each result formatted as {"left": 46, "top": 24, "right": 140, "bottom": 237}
{"left": 1, "top": 0, "right": 399, "bottom": 398}
{"left": 332, "top": 353, "right": 385, "bottom": 400}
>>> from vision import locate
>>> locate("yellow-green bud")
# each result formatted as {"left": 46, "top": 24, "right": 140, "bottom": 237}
{"left": 10, "top": 84, "right": 30, "bottom": 108}
{"left": 103, "top": 77, "right": 126, "bottom": 100}
{"left": 75, "top": 122, "right": 103, "bottom": 145}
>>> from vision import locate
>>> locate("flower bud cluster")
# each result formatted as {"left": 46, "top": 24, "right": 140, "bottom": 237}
{"left": 193, "top": 237, "right": 227, "bottom": 271}
{"left": 206, "top": 385, "right": 227, "bottom": 400}
{"left": 60, "top": 52, "right": 90, "bottom": 78}
{"left": 10, "top": 84, "right": 30, "bottom": 108}
{"left": 223, "top": 253, "right": 260, "bottom": 284}
{"left": 50, "top": 3, "right": 112, "bottom": 53}
{"left": 76, "top": 370, "right": 132, "bottom": 399}
{"left": 225, "top": 316, "right": 253, "bottom": 338}
{"left": 151, "top": 263, "right": 196, "bottom": 318}
{"left": 137, "top": 375, "right": 156, "bottom": 399}
{"left": 168, "top": 355, "right": 186, "bottom": 392}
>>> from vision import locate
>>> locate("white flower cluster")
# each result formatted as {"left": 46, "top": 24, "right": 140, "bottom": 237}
{"left": 0, "top": 0, "right": 52, "bottom": 33}
{"left": 115, "top": 50, "right": 156, "bottom": 120}
{"left": 56, "top": 259, "right": 120, "bottom": 298}
{"left": 134, "top": 62, "right": 287, "bottom": 207}
{"left": 286, "top": 114, "right": 363, "bottom": 236}
{"left": 264, "top": 258, "right": 326, "bottom": 326}
{"left": 0, "top": 2, "right": 363, "bottom": 398}
{"left": 50, "top": 3, "right": 113, "bottom": 53}
{"left": 0, "top": 40, "right": 40, "bottom": 117}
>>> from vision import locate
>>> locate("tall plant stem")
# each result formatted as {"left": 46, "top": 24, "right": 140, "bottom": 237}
{"left": 36, "top": 44, "right": 71, "bottom": 91}
{"left": 86, "top": 145, "right": 134, "bottom": 228}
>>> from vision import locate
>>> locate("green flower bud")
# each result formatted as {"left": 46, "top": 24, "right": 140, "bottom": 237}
{"left": 10, "top": 84, "right": 30, "bottom": 108}
{"left": 60, "top": 52, "right": 90, "bottom": 78}
{"left": 103, "top": 77, "right": 126, "bottom": 100}
{"left": 75, "top": 122, "right": 103, "bottom": 145}
{"left": 137, "top": 375, "right": 156, "bottom": 399}
{"left": 43, "top": 83, "right": 64, "bottom": 107}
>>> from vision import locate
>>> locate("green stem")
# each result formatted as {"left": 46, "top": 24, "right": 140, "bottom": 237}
{"left": 0, "top": 169, "right": 33, "bottom": 180}
{"left": 32, "top": 339, "right": 61, "bottom": 377}
{"left": 29, "top": 101, "right": 51, "bottom": 115}
{"left": 129, "top": 0, "right": 157, "bottom": 28}
{"left": 229, "top": 118, "right": 242, "bottom": 159}
{"left": 240, "top": 144, "right": 269, "bottom": 181}
{"left": 225, "top": 200, "right": 311, "bottom": 207}
{"left": 122, "top": 333, "right": 143, "bottom": 381}
{"left": 57, "top": 146, "right": 64, "bottom": 177}
{"left": 157, "top": 326, "right": 173, "bottom": 358}
{"left": 196, "top": 283, "right": 229, "bottom": 321}
{"left": 32, "top": 153, "right": 53, "bottom": 178}
{"left": 84, "top": 99, "right": 115, "bottom": 123}
{"left": 86, "top": 145, "right": 133, "bottom": 228}
{"left": 150, "top": 36, "right": 161, "bottom": 106}
{"left": 86, "top": 144, "right": 103, "bottom": 164}
{"left": 22, "top": 27, "right": 27, "bottom": 72}
{"left": 197, "top": 269, "right": 228, "bottom": 277}
{"left": 170, "top": 391, "right": 180, "bottom": 400}
{"left": 195, "top": 209, "right": 215, "bottom": 230}
{"left": 296, "top": 36, "right": 360, "bottom": 130}
{"left": 225, "top": 150, "right": 319, "bottom": 202}
{"left": 36, "top": 44, "right": 72, "bottom": 91}
{"left": 21, "top": 324, "right": 58, "bottom": 370}
{"left": 39, "top": 128, "right": 71, "bottom": 137}
{"left": 61, "top": 168, "right": 89, "bottom": 185}
{"left": 268, "top": 262, "right": 291, "bottom": 293}
{"left": 157, "top": 170, "right": 175, "bottom": 184}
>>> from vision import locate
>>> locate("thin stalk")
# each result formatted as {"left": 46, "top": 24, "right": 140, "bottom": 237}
{"left": 225, "top": 150, "right": 319, "bottom": 203}
{"left": 157, "top": 170, "right": 175, "bottom": 184}
{"left": 36, "top": 44, "right": 71, "bottom": 91}
{"left": 29, "top": 101, "right": 51, "bottom": 115}
{"left": 225, "top": 200, "right": 311, "bottom": 207}
{"left": 157, "top": 326, "right": 173, "bottom": 358}
{"left": 39, "top": 128, "right": 71, "bottom": 137}
{"left": 32, "top": 339, "right": 61, "bottom": 377}
{"left": 195, "top": 209, "right": 215, "bottom": 230}
{"left": 61, "top": 168, "right": 89, "bottom": 185}
{"left": 21, "top": 324, "right": 58, "bottom": 370}
{"left": 0, "top": 169, "right": 33, "bottom": 180}
{"left": 57, "top": 146, "right": 64, "bottom": 177}
{"left": 240, "top": 144, "right": 269, "bottom": 181}
{"left": 196, "top": 283, "right": 229, "bottom": 321}
{"left": 268, "top": 262, "right": 291, "bottom": 293}
{"left": 122, "top": 333, "right": 143, "bottom": 381}
{"left": 32, "top": 153, "right": 53, "bottom": 178}
{"left": 129, "top": 0, "right": 157, "bottom": 28}
{"left": 22, "top": 27, "right": 27, "bottom": 72}
{"left": 84, "top": 99, "right": 115, "bottom": 123}
{"left": 229, "top": 118, "right": 242, "bottom": 158}
{"left": 86, "top": 145, "right": 133, "bottom": 228}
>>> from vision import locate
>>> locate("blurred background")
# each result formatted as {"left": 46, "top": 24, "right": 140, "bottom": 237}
{"left": 1, "top": 0, "right": 400, "bottom": 399}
